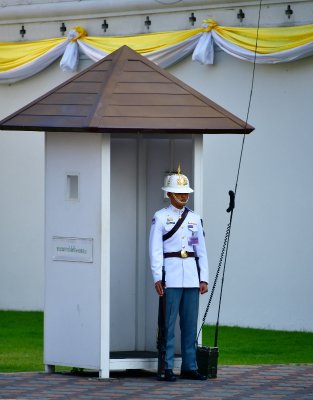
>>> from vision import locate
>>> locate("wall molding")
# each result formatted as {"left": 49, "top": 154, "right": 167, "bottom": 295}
{"left": 0, "top": 0, "right": 308, "bottom": 24}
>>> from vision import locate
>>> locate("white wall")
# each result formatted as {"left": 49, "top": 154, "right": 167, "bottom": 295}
{"left": 0, "top": 0, "right": 313, "bottom": 331}
{"left": 168, "top": 52, "right": 313, "bottom": 331}
{"left": 0, "top": 131, "right": 44, "bottom": 309}
{"left": 110, "top": 138, "right": 138, "bottom": 351}
{"left": 0, "top": 60, "right": 91, "bottom": 310}
{"left": 44, "top": 131, "right": 102, "bottom": 368}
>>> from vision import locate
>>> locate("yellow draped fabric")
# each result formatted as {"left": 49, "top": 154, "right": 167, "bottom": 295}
{"left": 0, "top": 38, "right": 65, "bottom": 72}
{"left": 82, "top": 27, "right": 203, "bottom": 54}
{"left": 1, "top": 21, "right": 313, "bottom": 83}
{"left": 215, "top": 24, "right": 313, "bottom": 54}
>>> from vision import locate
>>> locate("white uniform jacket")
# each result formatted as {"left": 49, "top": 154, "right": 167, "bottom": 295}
{"left": 149, "top": 204, "right": 209, "bottom": 288}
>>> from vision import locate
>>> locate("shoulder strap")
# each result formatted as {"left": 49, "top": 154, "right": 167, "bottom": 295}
{"left": 162, "top": 208, "right": 189, "bottom": 242}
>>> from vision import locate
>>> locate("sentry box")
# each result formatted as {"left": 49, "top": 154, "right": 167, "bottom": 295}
{"left": 0, "top": 46, "right": 252, "bottom": 378}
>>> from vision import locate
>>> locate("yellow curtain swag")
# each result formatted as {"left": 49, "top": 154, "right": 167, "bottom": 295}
{"left": 81, "top": 27, "right": 203, "bottom": 54}
{"left": 0, "top": 38, "right": 65, "bottom": 72}
{"left": 214, "top": 23, "right": 313, "bottom": 54}
{"left": 1, "top": 22, "right": 313, "bottom": 81}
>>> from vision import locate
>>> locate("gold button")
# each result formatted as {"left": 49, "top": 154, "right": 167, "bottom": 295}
{"left": 181, "top": 250, "right": 188, "bottom": 258}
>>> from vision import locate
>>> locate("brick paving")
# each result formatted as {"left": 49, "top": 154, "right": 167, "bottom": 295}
{"left": 0, "top": 365, "right": 312, "bottom": 400}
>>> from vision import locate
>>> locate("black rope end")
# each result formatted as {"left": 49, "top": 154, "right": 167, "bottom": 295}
{"left": 226, "top": 190, "right": 235, "bottom": 213}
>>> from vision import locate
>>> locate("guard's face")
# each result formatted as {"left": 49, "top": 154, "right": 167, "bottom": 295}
{"left": 168, "top": 192, "right": 189, "bottom": 208}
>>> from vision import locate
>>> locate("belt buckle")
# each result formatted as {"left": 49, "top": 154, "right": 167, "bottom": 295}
{"left": 181, "top": 250, "right": 188, "bottom": 258}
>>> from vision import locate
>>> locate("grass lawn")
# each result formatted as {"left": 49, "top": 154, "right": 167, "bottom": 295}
{"left": 202, "top": 324, "right": 313, "bottom": 365}
{"left": 0, "top": 311, "right": 43, "bottom": 372}
{"left": 0, "top": 311, "right": 312, "bottom": 372}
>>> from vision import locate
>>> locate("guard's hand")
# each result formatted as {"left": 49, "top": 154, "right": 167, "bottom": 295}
{"left": 199, "top": 281, "right": 208, "bottom": 294}
{"left": 155, "top": 280, "right": 165, "bottom": 297}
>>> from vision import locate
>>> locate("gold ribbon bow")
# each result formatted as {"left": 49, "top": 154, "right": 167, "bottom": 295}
{"left": 201, "top": 19, "right": 218, "bottom": 32}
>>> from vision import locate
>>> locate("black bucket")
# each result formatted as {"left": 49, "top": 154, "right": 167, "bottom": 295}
{"left": 196, "top": 346, "right": 219, "bottom": 379}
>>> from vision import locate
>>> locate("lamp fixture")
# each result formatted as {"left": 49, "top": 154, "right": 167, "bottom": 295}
{"left": 102, "top": 19, "right": 109, "bottom": 33}
{"left": 285, "top": 5, "right": 293, "bottom": 19}
{"left": 19, "top": 25, "right": 26, "bottom": 38}
{"left": 145, "top": 16, "right": 151, "bottom": 30}
{"left": 189, "top": 12, "right": 196, "bottom": 26}
{"left": 237, "top": 9, "right": 245, "bottom": 22}
{"left": 60, "top": 23, "right": 67, "bottom": 36}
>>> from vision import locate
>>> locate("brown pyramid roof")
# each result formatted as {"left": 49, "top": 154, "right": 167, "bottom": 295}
{"left": 0, "top": 46, "right": 254, "bottom": 134}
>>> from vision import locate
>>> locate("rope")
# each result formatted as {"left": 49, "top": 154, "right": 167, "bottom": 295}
{"left": 198, "top": 0, "right": 263, "bottom": 347}
{"left": 235, "top": 0, "right": 263, "bottom": 195}
{"left": 197, "top": 218, "right": 231, "bottom": 342}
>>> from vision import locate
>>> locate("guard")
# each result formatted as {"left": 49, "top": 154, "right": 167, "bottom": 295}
{"left": 149, "top": 165, "right": 209, "bottom": 381}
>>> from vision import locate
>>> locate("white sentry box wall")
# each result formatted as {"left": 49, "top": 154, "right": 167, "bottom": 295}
{"left": 44, "top": 131, "right": 203, "bottom": 378}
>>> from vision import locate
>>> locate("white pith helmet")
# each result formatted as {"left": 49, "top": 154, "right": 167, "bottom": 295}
{"left": 162, "top": 164, "right": 194, "bottom": 194}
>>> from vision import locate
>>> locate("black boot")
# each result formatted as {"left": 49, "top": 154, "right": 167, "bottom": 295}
{"left": 164, "top": 369, "right": 176, "bottom": 382}
{"left": 180, "top": 370, "right": 207, "bottom": 380}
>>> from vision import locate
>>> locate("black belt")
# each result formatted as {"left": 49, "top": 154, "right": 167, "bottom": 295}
{"left": 164, "top": 251, "right": 195, "bottom": 259}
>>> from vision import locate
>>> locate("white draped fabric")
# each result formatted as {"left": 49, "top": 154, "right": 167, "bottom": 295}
{"left": 192, "top": 30, "right": 313, "bottom": 65}
{"left": 1, "top": 23, "right": 313, "bottom": 84}
{"left": 75, "top": 32, "right": 202, "bottom": 68}
{"left": 192, "top": 32, "right": 214, "bottom": 64}
{"left": 0, "top": 41, "right": 67, "bottom": 84}
{"left": 211, "top": 30, "right": 313, "bottom": 64}
{"left": 59, "top": 30, "right": 81, "bottom": 72}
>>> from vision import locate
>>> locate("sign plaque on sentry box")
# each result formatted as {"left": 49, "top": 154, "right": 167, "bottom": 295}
{"left": 52, "top": 237, "right": 93, "bottom": 263}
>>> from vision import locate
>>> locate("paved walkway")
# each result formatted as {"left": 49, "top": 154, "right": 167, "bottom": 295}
{"left": 0, "top": 365, "right": 312, "bottom": 399}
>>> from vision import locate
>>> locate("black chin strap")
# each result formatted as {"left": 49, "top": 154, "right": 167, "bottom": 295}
{"left": 171, "top": 193, "right": 189, "bottom": 206}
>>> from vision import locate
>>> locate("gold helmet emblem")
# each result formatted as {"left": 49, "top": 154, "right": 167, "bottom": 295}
{"left": 176, "top": 163, "right": 188, "bottom": 186}
{"left": 162, "top": 163, "right": 193, "bottom": 194}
